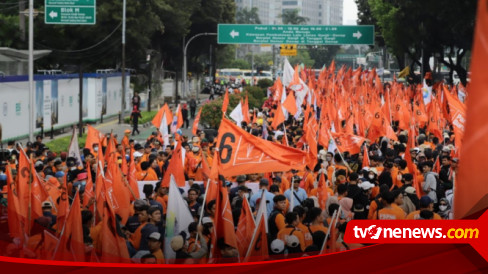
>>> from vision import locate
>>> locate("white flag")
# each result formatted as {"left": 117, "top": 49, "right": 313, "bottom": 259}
{"left": 230, "top": 102, "right": 244, "bottom": 127}
{"left": 422, "top": 79, "right": 432, "bottom": 106}
{"left": 282, "top": 58, "right": 294, "bottom": 87}
{"left": 159, "top": 112, "right": 169, "bottom": 150}
{"left": 164, "top": 175, "right": 194, "bottom": 261}
{"left": 68, "top": 128, "right": 83, "bottom": 167}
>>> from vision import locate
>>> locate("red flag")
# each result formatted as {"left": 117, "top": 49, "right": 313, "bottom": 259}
{"left": 214, "top": 119, "right": 307, "bottom": 177}
{"left": 455, "top": 0, "right": 488, "bottom": 219}
{"left": 222, "top": 89, "right": 230, "bottom": 114}
{"left": 192, "top": 108, "right": 202, "bottom": 136}
{"left": 42, "top": 230, "right": 59, "bottom": 260}
{"left": 53, "top": 191, "right": 85, "bottom": 261}
{"left": 161, "top": 141, "right": 186, "bottom": 187}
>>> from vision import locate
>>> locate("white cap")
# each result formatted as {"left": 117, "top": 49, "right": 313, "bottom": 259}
{"left": 202, "top": 217, "right": 213, "bottom": 225}
{"left": 133, "top": 151, "right": 143, "bottom": 158}
{"left": 270, "top": 239, "right": 285, "bottom": 253}
{"left": 148, "top": 232, "right": 161, "bottom": 241}
{"left": 286, "top": 235, "right": 300, "bottom": 248}
{"left": 359, "top": 181, "right": 375, "bottom": 190}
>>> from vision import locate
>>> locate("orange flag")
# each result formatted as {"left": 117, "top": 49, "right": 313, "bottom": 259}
{"left": 330, "top": 132, "right": 365, "bottom": 155}
{"left": 16, "top": 149, "right": 31, "bottom": 221}
{"left": 211, "top": 185, "right": 238, "bottom": 259}
{"left": 271, "top": 102, "right": 285, "bottom": 130}
{"left": 455, "top": 0, "right": 488, "bottom": 219}
{"left": 243, "top": 209, "right": 268, "bottom": 262}
{"left": 405, "top": 126, "right": 422, "bottom": 198}
{"left": 318, "top": 123, "right": 330, "bottom": 148}
{"left": 127, "top": 146, "right": 140, "bottom": 201}
{"left": 214, "top": 118, "right": 307, "bottom": 177}
{"left": 176, "top": 104, "right": 184, "bottom": 130}
{"left": 242, "top": 95, "right": 251, "bottom": 124}
{"left": 83, "top": 164, "right": 95, "bottom": 208}
{"left": 106, "top": 152, "right": 131, "bottom": 225}
{"left": 85, "top": 125, "right": 101, "bottom": 153}
{"left": 42, "top": 231, "right": 59, "bottom": 260}
{"left": 100, "top": 195, "right": 130, "bottom": 263}
{"left": 53, "top": 191, "right": 85, "bottom": 261}
{"left": 443, "top": 85, "right": 466, "bottom": 150}
{"left": 104, "top": 135, "right": 116, "bottom": 163}
{"left": 282, "top": 90, "right": 298, "bottom": 115}
{"left": 192, "top": 108, "right": 202, "bottom": 136}
{"left": 152, "top": 103, "right": 173, "bottom": 128}
{"left": 236, "top": 198, "right": 256, "bottom": 258}
{"left": 304, "top": 115, "right": 318, "bottom": 170}
{"left": 7, "top": 166, "right": 25, "bottom": 240}
{"left": 56, "top": 174, "right": 70, "bottom": 234}
{"left": 161, "top": 140, "right": 186, "bottom": 187}
{"left": 222, "top": 89, "right": 230, "bottom": 114}
{"left": 316, "top": 173, "right": 329, "bottom": 210}
{"left": 362, "top": 144, "right": 370, "bottom": 168}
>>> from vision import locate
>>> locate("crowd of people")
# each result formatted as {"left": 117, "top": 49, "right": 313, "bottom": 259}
{"left": 0, "top": 62, "right": 463, "bottom": 264}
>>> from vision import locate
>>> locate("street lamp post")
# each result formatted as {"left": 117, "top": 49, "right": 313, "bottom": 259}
{"left": 183, "top": 32, "right": 217, "bottom": 101}
{"left": 120, "top": 0, "right": 126, "bottom": 123}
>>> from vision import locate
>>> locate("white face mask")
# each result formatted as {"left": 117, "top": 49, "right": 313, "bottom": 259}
{"left": 93, "top": 147, "right": 99, "bottom": 152}
{"left": 244, "top": 193, "right": 249, "bottom": 199}
{"left": 368, "top": 174, "right": 375, "bottom": 180}
{"left": 397, "top": 174, "right": 403, "bottom": 181}
{"left": 326, "top": 156, "right": 332, "bottom": 161}
{"left": 439, "top": 205, "right": 448, "bottom": 211}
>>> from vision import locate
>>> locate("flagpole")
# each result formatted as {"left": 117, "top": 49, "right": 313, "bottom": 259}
{"left": 320, "top": 206, "right": 341, "bottom": 254}
{"left": 27, "top": 153, "right": 33, "bottom": 235}
{"left": 244, "top": 191, "right": 265, "bottom": 260}
{"left": 194, "top": 178, "right": 211, "bottom": 247}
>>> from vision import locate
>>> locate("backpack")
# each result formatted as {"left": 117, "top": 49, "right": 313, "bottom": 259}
{"left": 435, "top": 174, "right": 446, "bottom": 202}
{"left": 267, "top": 210, "right": 283, "bottom": 241}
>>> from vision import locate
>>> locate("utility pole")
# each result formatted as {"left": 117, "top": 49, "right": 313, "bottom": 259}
{"left": 79, "top": 65, "right": 83, "bottom": 137}
{"left": 28, "top": 0, "right": 34, "bottom": 142}
{"left": 120, "top": 0, "right": 126, "bottom": 123}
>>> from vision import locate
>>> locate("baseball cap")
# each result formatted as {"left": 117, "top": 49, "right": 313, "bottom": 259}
{"left": 270, "top": 239, "right": 285, "bottom": 253}
{"left": 170, "top": 235, "right": 184, "bottom": 251}
{"left": 202, "top": 217, "right": 213, "bottom": 225}
{"left": 148, "top": 232, "right": 161, "bottom": 241}
{"left": 42, "top": 201, "right": 52, "bottom": 208}
{"left": 259, "top": 178, "right": 269, "bottom": 186}
{"left": 134, "top": 144, "right": 143, "bottom": 150}
{"left": 359, "top": 181, "right": 375, "bottom": 190}
{"left": 124, "top": 129, "right": 131, "bottom": 134}
{"left": 238, "top": 185, "right": 249, "bottom": 192}
{"left": 133, "top": 151, "right": 143, "bottom": 158}
{"left": 420, "top": 196, "right": 433, "bottom": 207}
{"left": 54, "top": 171, "right": 65, "bottom": 178}
{"left": 236, "top": 175, "right": 247, "bottom": 183}
{"left": 76, "top": 172, "right": 88, "bottom": 181}
{"left": 405, "top": 186, "right": 416, "bottom": 195}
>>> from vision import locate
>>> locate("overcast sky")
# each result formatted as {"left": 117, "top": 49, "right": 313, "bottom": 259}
{"left": 343, "top": 0, "right": 358, "bottom": 25}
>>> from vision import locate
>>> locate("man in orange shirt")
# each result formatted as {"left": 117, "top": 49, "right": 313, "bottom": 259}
{"left": 121, "top": 129, "right": 131, "bottom": 149}
{"left": 406, "top": 196, "right": 442, "bottom": 220}
{"left": 147, "top": 232, "right": 165, "bottom": 263}
{"left": 137, "top": 162, "right": 158, "bottom": 181}
{"left": 372, "top": 191, "right": 406, "bottom": 220}
{"left": 277, "top": 212, "right": 306, "bottom": 252}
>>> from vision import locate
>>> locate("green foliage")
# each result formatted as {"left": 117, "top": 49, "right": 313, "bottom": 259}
{"left": 308, "top": 45, "right": 340, "bottom": 68}
{"left": 279, "top": 9, "right": 309, "bottom": 25}
{"left": 236, "top": 7, "right": 261, "bottom": 24}
{"left": 257, "top": 78, "right": 273, "bottom": 89}
{"left": 45, "top": 134, "right": 87, "bottom": 154}
{"left": 0, "top": 14, "right": 20, "bottom": 47}
{"left": 244, "top": 52, "right": 273, "bottom": 71}
{"left": 288, "top": 50, "right": 315, "bottom": 68}
{"left": 200, "top": 87, "right": 267, "bottom": 128}
{"left": 227, "top": 59, "right": 251, "bottom": 69}
{"left": 124, "top": 111, "right": 158, "bottom": 124}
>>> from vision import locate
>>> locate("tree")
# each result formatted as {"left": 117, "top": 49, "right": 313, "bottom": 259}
{"left": 308, "top": 46, "right": 340, "bottom": 68}
{"left": 236, "top": 7, "right": 261, "bottom": 24}
{"left": 288, "top": 50, "right": 315, "bottom": 68}
{"left": 279, "top": 9, "right": 309, "bottom": 25}
{"left": 363, "top": 0, "right": 476, "bottom": 85}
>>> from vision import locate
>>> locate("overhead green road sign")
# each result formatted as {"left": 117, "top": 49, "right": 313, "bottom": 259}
{"left": 45, "top": 0, "right": 96, "bottom": 25}
{"left": 218, "top": 24, "right": 374, "bottom": 45}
